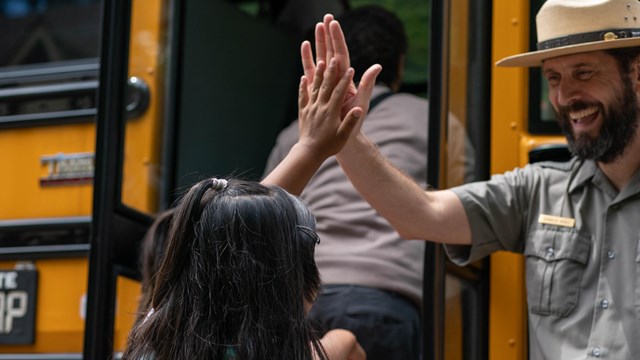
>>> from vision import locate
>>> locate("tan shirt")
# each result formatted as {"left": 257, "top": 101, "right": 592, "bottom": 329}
{"left": 445, "top": 158, "right": 640, "bottom": 359}
{"left": 265, "top": 86, "right": 428, "bottom": 305}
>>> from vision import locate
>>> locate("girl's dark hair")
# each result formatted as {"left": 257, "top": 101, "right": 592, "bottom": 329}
{"left": 123, "top": 179, "right": 325, "bottom": 360}
{"left": 137, "top": 208, "right": 174, "bottom": 315}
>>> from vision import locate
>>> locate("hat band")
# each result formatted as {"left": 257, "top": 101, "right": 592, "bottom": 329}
{"left": 538, "top": 28, "right": 640, "bottom": 50}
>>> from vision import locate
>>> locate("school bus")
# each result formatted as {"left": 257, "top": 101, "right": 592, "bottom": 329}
{"left": 0, "top": 0, "right": 565, "bottom": 359}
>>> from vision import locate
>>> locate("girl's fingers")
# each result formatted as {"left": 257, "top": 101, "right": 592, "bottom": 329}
{"left": 300, "top": 41, "right": 316, "bottom": 83}
{"left": 318, "top": 58, "right": 340, "bottom": 103}
{"left": 298, "top": 75, "right": 309, "bottom": 111}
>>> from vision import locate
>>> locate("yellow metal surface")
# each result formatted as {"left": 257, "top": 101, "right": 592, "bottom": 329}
{"left": 491, "top": 0, "right": 529, "bottom": 174}
{"left": 489, "top": 0, "right": 530, "bottom": 359}
{"left": 121, "top": 0, "right": 166, "bottom": 215}
{"left": 445, "top": 0, "right": 471, "bottom": 189}
{"left": 113, "top": 276, "right": 142, "bottom": 352}
{"left": 0, "top": 123, "right": 95, "bottom": 220}
{"left": 0, "top": 258, "right": 87, "bottom": 353}
{"left": 0, "top": 260, "right": 141, "bottom": 354}
{"left": 519, "top": 135, "right": 567, "bottom": 166}
{"left": 444, "top": 274, "right": 464, "bottom": 360}
{"left": 488, "top": 253, "right": 527, "bottom": 359}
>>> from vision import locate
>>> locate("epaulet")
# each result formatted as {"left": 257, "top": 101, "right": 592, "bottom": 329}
{"left": 534, "top": 157, "right": 578, "bottom": 171}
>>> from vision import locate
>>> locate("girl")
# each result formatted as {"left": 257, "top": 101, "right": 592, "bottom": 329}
{"left": 124, "top": 178, "right": 364, "bottom": 360}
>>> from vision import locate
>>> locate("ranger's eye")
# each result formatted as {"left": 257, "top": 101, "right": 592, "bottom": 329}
{"left": 545, "top": 73, "right": 560, "bottom": 86}
{"left": 575, "top": 69, "right": 594, "bottom": 80}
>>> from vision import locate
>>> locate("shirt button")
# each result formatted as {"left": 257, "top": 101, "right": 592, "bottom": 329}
{"left": 546, "top": 247, "right": 555, "bottom": 258}
{"left": 601, "top": 299, "right": 609, "bottom": 309}
{"left": 592, "top": 347, "right": 602, "bottom": 357}
{"left": 607, "top": 250, "right": 615, "bottom": 259}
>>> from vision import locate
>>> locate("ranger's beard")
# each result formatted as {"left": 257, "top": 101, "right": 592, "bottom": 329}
{"left": 555, "top": 76, "right": 640, "bottom": 164}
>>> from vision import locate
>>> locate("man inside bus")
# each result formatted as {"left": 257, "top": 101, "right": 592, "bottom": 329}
{"left": 281, "top": 0, "right": 640, "bottom": 358}
{"left": 266, "top": 6, "right": 477, "bottom": 359}
{"left": 265, "top": 7, "right": 427, "bottom": 360}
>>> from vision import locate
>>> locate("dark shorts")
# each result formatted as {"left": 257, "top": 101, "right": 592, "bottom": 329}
{"left": 308, "top": 284, "right": 421, "bottom": 360}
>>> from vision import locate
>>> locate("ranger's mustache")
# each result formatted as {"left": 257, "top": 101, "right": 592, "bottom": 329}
{"left": 557, "top": 101, "right": 599, "bottom": 115}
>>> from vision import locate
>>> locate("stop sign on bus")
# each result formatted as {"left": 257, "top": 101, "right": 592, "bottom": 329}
{"left": 0, "top": 270, "right": 37, "bottom": 344}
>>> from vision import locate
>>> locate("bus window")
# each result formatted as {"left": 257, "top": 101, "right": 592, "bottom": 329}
{"left": 529, "top": 62, "right": 562, "bottom": 134}
{"left": 523, "top": 0, "right": 568, "bottom": 169}
{"left": 0, "top": 0, "right": 101, "bottom": 226}
{"left": 527, "top": 0, "right": 561, "bottom": 135}
{"left": 0, "top": 0, "right": 100, "bottom": 68}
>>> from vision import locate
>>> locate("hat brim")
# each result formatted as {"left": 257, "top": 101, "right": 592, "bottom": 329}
{"left": 496, "top": 37, "right": 640, "bottom": 67}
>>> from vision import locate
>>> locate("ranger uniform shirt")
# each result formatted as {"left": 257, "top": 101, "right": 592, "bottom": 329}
{"left": 444, "top": 158, "right": 640, "bottom": 359}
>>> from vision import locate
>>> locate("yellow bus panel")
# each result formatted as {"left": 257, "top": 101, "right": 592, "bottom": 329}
{"left": 0, "top": 123, "right": 95, "bottom": 220}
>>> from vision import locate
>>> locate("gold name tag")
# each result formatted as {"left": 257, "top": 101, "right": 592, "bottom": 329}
{"left": 538, "top": 214, "right": 575, "bottom": 228}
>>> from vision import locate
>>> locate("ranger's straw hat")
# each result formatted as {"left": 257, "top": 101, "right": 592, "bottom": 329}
{"left": 497, "top": 0, "right": 640, "bottom": 67}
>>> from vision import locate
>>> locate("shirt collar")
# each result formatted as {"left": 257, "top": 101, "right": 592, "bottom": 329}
{"left": 622, "top": 168, "right": 640, "bottom": 200}
{"left": 568, "top": 158, "right": 640, "bottom": 201}
{"left": 568, "top": 158, "right": 597, "bottom": 194}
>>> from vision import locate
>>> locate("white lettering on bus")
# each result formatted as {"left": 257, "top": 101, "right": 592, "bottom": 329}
{"left": 0, "top": 291, "right": 28, "bottom": 333}
{"left": 0, "top": 272, "right": 17, "bottom": 289}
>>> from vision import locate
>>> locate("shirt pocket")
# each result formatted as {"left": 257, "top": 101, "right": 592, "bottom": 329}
{"left": 524, "top": 226, "right": 591, "bottom": 317}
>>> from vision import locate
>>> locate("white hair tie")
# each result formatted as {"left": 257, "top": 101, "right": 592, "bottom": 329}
{"left": 211, "top": 178, "right": 228, "bottom": 191}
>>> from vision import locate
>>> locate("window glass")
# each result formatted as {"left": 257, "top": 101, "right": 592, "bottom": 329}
{"left": 442, "top": 0, "right": 489, "bottom": 357}
{"left": 0, "top": 0, "right": 101, "bottom": 68}
{"left": 528, "top": 0, "right": 561, "bottom": 134}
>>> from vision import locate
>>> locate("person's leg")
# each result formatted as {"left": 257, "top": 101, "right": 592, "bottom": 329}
{"left": 308, "top": 285, "right": 421, "bottom": 360}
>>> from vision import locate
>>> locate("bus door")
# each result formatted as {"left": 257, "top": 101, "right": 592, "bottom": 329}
{"left": 425, "top": 0, "right": 492, "bottom": 359}
{"left": 85, "top": 0, "right": 307, "bottom": 358}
